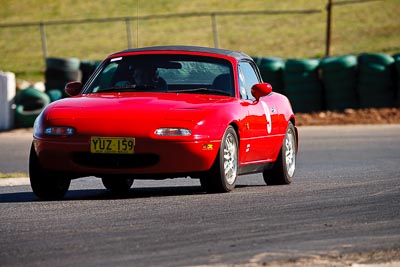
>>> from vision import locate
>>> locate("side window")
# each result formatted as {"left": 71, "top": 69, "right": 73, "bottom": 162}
{"left": 238, "top": 61, "right": 261, "bottom": 100}
{"left": 92, "top": 62, "right": 118, "bottom": 92}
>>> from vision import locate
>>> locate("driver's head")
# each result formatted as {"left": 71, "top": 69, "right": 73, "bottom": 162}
{"left": 133, "top": 66, "right": 158, "bottom": 85}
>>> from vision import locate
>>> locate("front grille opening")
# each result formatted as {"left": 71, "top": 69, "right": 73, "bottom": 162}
{"left": 73, "top": 153, "right": 159, "bottom": 169}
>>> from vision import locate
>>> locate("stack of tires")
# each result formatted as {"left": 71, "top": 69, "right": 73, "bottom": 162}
{"left": 15, "top": 87, "right": 50, "bottom": 127}
{"left": 283, "top": 59, "right": 322, "bottom": 113}
{"left": 253, "top": 57, "right": 285, "bottom": 94}
{"left": 45, "top": 57, "right": 81, "bottom": 101}
{"left": 320, "top": 55, "right": 358, "bottom": 110}
{"left": 357, "top": 53, "right": 395, "bottom": 108}
{"left": 394, "top": 54, "right": 400, "bottom": 107}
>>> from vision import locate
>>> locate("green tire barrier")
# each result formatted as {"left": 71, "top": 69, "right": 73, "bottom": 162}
{"left": 45, "top": 57, "right": 82, "bottom": 97}
{"left": 284, "top": 59, "right": 320, "bottom": 72}
{"left": 15, "top": 87, "right": 50, "bottom": 128}
{"left": 283, "top": 59, "right": 322, "bottom": 113}
{"left": 357, "top": 53, "right": 396, "bottom": 108}
{"left": 318, "top": 55, "right": 357, "bottom": 72}
{"left": 322, "top": 69, "right": 356, "bottom": 84}
{"left": 46, "top": 57, "right": 80, "bottom": 71}
{"left": 38, "top": 54, "right": 400, "bottom": 114}
{"left": 45, "top": 69, "right": 82, "bottom": 96}
{"left": 15, "top": 105, "right": 40, "bottom": 128}
{"left": 284, "top": 83, "right": 322, "bottom": 94}
{"left": 358, "top": 53, "right": 394, "bottom": 66}
{"left": 252, "top": 53, "right": 400, "bottom": 111}
{"left": 45, "top": 68, "right": 82, "bottom": 81}
{"left": 320, "top": 55, "right": 358, "bottom": 110}
{"left": 393, "top": 54, "right": 400, "bottom": 107}
{"left": 253, "top": 57, "right": 285, "bottom": 94}
{"left": 46, "top": 89, "right": 63, "bottom": 102}
{"left": 283, "top": 71, "right": 319, "bottom": 85}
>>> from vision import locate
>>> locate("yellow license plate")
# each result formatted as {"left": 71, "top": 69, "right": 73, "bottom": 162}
{"left": 90, "top": 137, "right": 135, "bottom": 154}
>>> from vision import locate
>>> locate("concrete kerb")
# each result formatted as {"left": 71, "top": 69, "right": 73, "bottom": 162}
{"left": 0, "top": 177, "right": 30, "bottom": 187}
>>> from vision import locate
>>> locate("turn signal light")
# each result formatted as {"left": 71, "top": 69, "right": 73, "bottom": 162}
{"left": 44, "top": 127, "right": 75, "bottom": 136}
{"left": 155, "top": 128, "right": 191, "bottom": 136}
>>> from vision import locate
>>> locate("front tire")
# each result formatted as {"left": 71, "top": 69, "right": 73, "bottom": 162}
{"left": 200, "top": 126, "right": 238, "bottom": 193}
{"left": 263, "top": 122, "right": 297, "bottom": 185}
{"left": 29, "top": 143, "right": 71, "bottom": 200}
{"left": 101, "top": 176, "right": 134, "bottom": 193}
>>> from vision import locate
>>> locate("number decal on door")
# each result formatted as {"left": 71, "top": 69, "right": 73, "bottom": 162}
{"left": 261, "top": 101, "right": 272, "bottom": 134}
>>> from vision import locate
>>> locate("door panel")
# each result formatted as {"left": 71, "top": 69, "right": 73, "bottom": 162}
{"left": 238, "top": 60, "right": 284, "bottom": 163}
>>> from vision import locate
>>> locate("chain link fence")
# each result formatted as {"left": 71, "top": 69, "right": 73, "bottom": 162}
{"left": 0, "top": 0, "right": 398, "bottom": 80}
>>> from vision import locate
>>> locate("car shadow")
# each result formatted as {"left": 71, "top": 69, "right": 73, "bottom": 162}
{"left": 74, "top": 185, "right": 206, "bottom": 201}
{"left": 0, "top": 184, "right": 261, "bottom": 203}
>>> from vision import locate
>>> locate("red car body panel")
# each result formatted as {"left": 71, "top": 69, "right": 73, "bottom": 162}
{"left": 33, "top": 46, "right": 296, "bottom": 179}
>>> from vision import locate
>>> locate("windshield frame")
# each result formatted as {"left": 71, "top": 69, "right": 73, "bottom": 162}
{"left": 83, "top": 53, "right": 235, "bottom": 97}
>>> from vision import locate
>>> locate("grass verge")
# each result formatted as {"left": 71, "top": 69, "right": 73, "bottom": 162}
{"left": 0, "top": 173, "right": 28, "bottom": 178}
{"left": 0, "top": 0, "right": 399, "bottom": 81}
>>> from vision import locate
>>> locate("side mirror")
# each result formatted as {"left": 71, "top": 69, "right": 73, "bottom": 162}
{"left": 65, "top": 82, "right": 83, "bottom": 96}
{"left": 251, "top": 83, "right": 272, "bottom": 101}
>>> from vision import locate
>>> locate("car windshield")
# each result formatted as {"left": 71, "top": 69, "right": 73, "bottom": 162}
{"left": 85, "top": 54, "right": 234, "bottom": 97}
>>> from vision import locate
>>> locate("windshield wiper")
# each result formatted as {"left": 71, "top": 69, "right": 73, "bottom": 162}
{"left": 169, "top": 88, "right": 231, "bottom": 96}
{"left": 97, "top": 84, "right": 159, "bottom": 93}
{"left": 97, "top": 85, "right": 137, "bottom": 92}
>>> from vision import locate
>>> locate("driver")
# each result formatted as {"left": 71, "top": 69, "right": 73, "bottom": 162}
{"left": 131, "top": 65, "right": 167, "bottom": 90}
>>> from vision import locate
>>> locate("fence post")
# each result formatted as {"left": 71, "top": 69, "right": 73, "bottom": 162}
{"left": 325, "top": 0, "right": 333, "bottom": 57}
{"left": 211, "top": 13, "right": 219, "bottom": 48}
{"left": 125, "top": 18, "right": 133, "bottom": 49}
{"left": 40, "top": 22, "right": 48, "bottom": 62}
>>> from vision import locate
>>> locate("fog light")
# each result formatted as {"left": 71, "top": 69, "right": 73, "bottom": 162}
{"left": 45, "top": 127, "right": 75, "bottom": 136}
{"left": 155, "top": 128, "right": 191, "bottom": 136}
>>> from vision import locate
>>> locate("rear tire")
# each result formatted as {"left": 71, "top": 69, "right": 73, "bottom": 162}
{"left": 263, "top": 122, "right": 297, "bottom": 185}
{"left": 101, "top": 176, "right": 133, "bottom": 193}
{"left": 29, "top": 143, "right": 71, "bottom": 200}
{"left": 200, "top": 126, "right": 238, "bottom": 193}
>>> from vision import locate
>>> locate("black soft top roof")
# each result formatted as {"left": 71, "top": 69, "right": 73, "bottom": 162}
{"left": 114, "top": 45, "right": 253, "bottom": 61}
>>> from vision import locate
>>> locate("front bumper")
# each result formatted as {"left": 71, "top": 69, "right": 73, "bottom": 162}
{"left": 33, "top": 137, "right": 220, "bottom": 178}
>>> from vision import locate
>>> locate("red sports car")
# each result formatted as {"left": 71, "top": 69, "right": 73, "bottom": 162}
{"left": 30, "top": 46, "right": 298, "bottom": 200}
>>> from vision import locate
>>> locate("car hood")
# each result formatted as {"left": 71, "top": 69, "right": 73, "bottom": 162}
{"left": 44, "top": 92, "right": 234, "bottom": 137}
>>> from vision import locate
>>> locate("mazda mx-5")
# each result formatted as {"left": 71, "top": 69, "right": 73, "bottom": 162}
{"left": 30, "top": 46, "right": 298, "bottom": 200}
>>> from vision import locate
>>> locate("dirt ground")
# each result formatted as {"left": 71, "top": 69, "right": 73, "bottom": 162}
{"left": 295, "top": 108, "right": 400, "bottom": 126}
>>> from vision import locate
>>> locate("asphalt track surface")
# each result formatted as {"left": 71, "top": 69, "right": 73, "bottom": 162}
{"left": 0, "top": 125, "right": 399, "bottom": 267}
